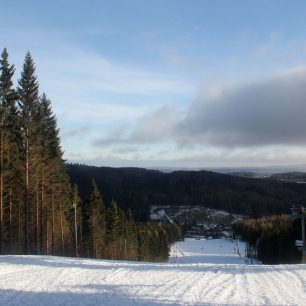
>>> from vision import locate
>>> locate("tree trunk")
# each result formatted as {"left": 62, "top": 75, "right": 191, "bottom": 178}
{"left": 40, "top": 165, "right": 44, "bottom": 255}
{"left": 59, "top": 202, "right": 64, "bottom": 256}
{"left": 51, "top": 188, "right": 54, "bottom": 255}
{"left": 18, "top": 195, "right": 21, "bottom": 254}
{"left": 0, "top": 115, "right": 3, "bottom": 254}
{"left": 45, "top": 218, "right": 48, "bottom": 255}
{"left": 45, "top": 194, "right": 48, "bottom": 255}
{"left": 9, "top": 188, "right": 12, "bottom": 254}
{"left": 92, "top": 213, "right": 96, "bottom": 258}
{"left": 36, "top": 178, "right": 39, "bottom": 254}
{"left": 24, "top": 133, "right": 29, "bottom": 254}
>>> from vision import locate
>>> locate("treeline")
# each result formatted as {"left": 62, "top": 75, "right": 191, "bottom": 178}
{"left": 0, "top": 48, "right": 180, "bottom": 261}
{"left": 233, "top": 215, "right": 300, "bottom": 264}
{"left": 75, "top": 180, "right": 181, "bottom": 261}
{"left": 67, "top": 164, "right": 306, "bottom": 221}
{"left": 0, "top": 48, "right": 72, "bottom": 256}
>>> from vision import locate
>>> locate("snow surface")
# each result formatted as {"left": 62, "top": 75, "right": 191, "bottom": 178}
{"left": 169, "top": 238, "right": 246, "bottom": 264}
{"left": 0, "top": 238, "right": 306, "bottom": 305}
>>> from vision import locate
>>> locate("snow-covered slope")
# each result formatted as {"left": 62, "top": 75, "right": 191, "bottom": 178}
{"left": 169, "top": 238, "right": 247, "bottom": 264}
{"left": 0, "top": 239, "right": 305, "bottom": 305}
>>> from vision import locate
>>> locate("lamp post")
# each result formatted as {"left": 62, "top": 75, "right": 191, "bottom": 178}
{"left": 73, "top": 202, "right": 78, "bottom": 257}
{"left": 291, "top": 206, "right": 306, "bottom": 263}
{"left": 301, "top": 207, "right": 306, "bottom": 263}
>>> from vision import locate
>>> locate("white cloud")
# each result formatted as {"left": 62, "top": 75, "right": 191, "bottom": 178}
{"left": 39, "top": 50, "right": 194, "bottom": 97}
{"left": 177, "top": 67, "right": 306, "bottom": 147}
{"left": 89, "top": 66, "right": 306, "bottom": 167}
{"left": 93, "top": 105, "right": 183, "bottom": 146}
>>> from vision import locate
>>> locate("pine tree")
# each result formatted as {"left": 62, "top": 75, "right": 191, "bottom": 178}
{"left": 5, "top": 98, "right": 22, "bottom": 254}
{"left": 80, "top": 194, "right": 92, "bottom": 257}
{"left": 89, "top": 179, "right": 106, "bottom": 258}
{"left": 0, "top": 48, "right": 18, "bottom": 254}
{"left": 125, "top": 209, "right": 138, "bottom": 260}
{"left": 18, "top": 52, "right": 40, "bottom": 254}
{"left": 106, "top": 200, "right": 121, "bottom": 259}
{"left": 36, "top": 93, "right": 71, "bottom": 255}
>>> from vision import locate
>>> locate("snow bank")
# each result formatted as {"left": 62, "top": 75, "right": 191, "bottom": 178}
{"left": 0, "top": 238, "right": 305, "bottom": 305}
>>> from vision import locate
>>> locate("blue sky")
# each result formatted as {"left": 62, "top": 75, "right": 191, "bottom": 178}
{"left": 2, "top": 0, "right": 306, "bottom": 168}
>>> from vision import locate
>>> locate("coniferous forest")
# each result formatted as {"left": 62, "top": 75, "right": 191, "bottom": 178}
{"left": 233, "top": 215, "right": 300, "bottom": 264}
{"left": 67, "top": 164, "right": 306, "bottom": 221}
{"left": 0, "top": 48, "right": 181, "bottom": 260}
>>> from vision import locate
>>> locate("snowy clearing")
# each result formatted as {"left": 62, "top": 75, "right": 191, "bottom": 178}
{"left": 0, "top": 238, "right": 306, "bottom": 305}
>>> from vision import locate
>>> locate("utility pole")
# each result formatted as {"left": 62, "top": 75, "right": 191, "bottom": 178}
{"left": 291, "top": 207, "right": 306, "bottom": 263}
{"left": 73, "top": 184, "right": 79, "bottom": 258}
{"left": 73, "top": 202, "right": 78, "bottom": 257}
{"left": 301, "top": 207, "right": 306, "bottom": 263}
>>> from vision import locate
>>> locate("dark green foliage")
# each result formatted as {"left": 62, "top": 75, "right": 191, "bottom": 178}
{"left": 105, "top": 200, "right": 122, "bottom": 259}
{"left": 125, "top": 209, "right": 138, "bottom": 260}
{"left": 233, "top": 215, "right": 300, "bottom": 264}
{"left": 67, "top": 164, "right": 306, "bottom": 221}
{"left": 18, "top": 51, "right": 40, "bottom": 254}
{"left": 76, "top": 181, "right": 181, "bottom": 261}
{"left": 89, "top": 180, "right": 106, "bottom": 258}
{"left": 0, "top": 49, "right": 73, "bottom": 256}
{"left": 0, "top": 48, "right": 21, "bottom": 254}
{"left": 137, "top": 222, "right": 181, "bottom": 261}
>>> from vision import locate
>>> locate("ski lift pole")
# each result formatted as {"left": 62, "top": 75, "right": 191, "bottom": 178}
{"left": 302, "top": 207, "right": 306, "bottom": 263}
{"left": 73, "top": 202, "right": 78, "bottom": 257}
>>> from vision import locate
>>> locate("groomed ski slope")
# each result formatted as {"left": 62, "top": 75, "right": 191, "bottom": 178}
{"left": 0, "top": 238, "right": 305, "bottom": 306}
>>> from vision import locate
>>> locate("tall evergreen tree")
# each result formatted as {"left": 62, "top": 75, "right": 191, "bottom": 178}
{"left": 106, "top": 200, "right": 121, "bottom": 259}
{"left": 18, "top": 51, "right": 40, "bottom": 254}
{"left": 0, "top": 48, "right": 18, "bottom": 254}
{"left": 88, "top": 179, "right": 106, "bottom": 258}
{"left": 36, "top": 93, "right": 71, "bottom": 255}
{"left": 80, "top": 193, "right": 92, "bottom": 257}
{"left": 125, "top": 209, "right": 138, "bottom": 260}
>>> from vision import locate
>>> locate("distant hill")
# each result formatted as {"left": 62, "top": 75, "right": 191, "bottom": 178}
{"left": 67, "top": 164, "right": 306, "bottom": 221}
{"left": 226, "top": 172, "right": 260, "bottom": 178}
{"left": 269, "top": 172, "right": 306, "bottom": 183}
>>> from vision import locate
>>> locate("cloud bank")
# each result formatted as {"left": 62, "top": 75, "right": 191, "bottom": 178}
{"left": 177, "top": 68, "right": 306, "bottom": 147}
{"left": 96, "top": 67, "right": 306, "bottom": 152}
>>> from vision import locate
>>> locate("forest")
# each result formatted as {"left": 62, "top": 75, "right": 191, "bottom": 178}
{"left": 0, "top": 48, "right": 180, "bottom": 260}
{"left": 67, "top": 164, "right": 306, "bottom": 221}
{"left": 233, "top": 215, "right": 301, "bottom": 264}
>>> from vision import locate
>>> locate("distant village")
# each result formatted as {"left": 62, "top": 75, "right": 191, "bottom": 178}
{"left": 150, "top": 205, "right": 244, "bottom": 239}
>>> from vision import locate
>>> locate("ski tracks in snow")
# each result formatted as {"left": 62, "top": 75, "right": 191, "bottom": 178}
{"left": 1, "top": 239, "right": 306, "bottom": 305}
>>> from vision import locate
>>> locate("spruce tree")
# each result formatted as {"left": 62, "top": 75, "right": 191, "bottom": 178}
{"left": 36, "top": 93, "right": 71, "bottom": 255}
{"left": 89, "top": 179, "right": 106, "bottom": 258}
{"left": 80, "top": 194, "right": 92, "bottom": 257}
{"left": 18, "top": 51, "right": 40, "bottom": 254}
{"left": 106, "top": 200, "right": 121, "bottom": 259}
{"left": 4, "top": 80, "right": 21, "bottom": 254}
{"left": 0, "top": 48, "right": 18, "bottom": 254}
{"left": 125, "top": 209, "right": 138, "bottom": 260}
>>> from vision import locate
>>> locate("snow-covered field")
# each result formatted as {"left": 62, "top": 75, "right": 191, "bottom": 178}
{"left": 0, "top": 238, "right": 305, "bottom": 305}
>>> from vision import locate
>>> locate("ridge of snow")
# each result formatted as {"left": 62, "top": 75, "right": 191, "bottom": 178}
{"left": 0, "top": 238, "right": 305, "bottom": 305}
